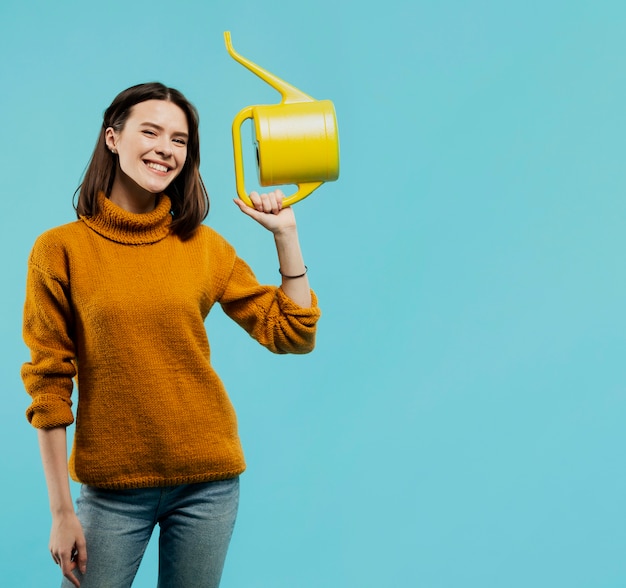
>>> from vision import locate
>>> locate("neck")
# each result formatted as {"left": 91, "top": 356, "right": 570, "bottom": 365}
{"left": 109, "top": 169, "right": 159, "bottom": 214}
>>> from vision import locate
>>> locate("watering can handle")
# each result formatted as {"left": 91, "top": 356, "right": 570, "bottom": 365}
{"left": 231, "top": 107, "right": 323, "bottom": 208}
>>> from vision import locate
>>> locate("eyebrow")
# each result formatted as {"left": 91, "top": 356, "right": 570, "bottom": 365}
{"left": 140, "top": 121, "right": 189, "bottom": 138}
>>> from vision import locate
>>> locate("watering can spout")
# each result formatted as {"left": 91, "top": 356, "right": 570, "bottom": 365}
{"left": 224, "top": 31, "right": 313, "bottom": 104}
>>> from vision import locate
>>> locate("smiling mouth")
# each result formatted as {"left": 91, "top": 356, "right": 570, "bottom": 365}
{"left": 145, "top": 161, "right": 170, "bottom": 173}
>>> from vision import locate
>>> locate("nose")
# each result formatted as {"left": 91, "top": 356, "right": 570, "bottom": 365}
{"left": 155, "top": 137, "right": 173, "bottom": 158}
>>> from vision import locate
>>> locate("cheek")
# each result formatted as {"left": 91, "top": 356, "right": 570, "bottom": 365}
{"left": 176, "top": 151, "right": 188, "bottom": 173}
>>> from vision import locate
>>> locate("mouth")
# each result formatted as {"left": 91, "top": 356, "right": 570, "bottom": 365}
{"left": 145, "top": 161, "right": 171, "bottom": 174}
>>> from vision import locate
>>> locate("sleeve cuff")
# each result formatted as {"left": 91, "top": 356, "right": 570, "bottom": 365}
{"left": 276, "top": 288, "right": 321, "bottom": 318}
{"left": 26, "top": 394, "right": 74, "bottom": 429}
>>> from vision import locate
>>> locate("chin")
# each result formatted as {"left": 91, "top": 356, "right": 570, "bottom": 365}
{"left": 142, "top": 183, "right": 169, "bottom": 195}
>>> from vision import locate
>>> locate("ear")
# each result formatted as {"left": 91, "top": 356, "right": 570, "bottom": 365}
{"left": 104, "top": 127, "right": 118, "bottom": 153}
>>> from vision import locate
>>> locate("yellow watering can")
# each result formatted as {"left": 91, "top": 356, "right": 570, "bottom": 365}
{"left": 224, "top": 31, "right": 340, "bottom": 207}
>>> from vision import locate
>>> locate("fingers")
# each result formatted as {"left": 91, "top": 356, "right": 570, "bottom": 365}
{"left": 75, "top": 537, "right": 88, "bottom": 574}
{"left": 52, "top": 541, "right": 87, "bottom": 587}
{"left": 234, "top": 189, "right": 297, "bottom": 234}
{"left": 57, "top": 550, "right": 81, "bottom": 587}
{"left": 249, "top": 190, "right": 284, "bottom": 214}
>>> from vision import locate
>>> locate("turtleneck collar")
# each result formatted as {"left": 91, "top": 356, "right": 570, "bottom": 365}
{"left": 81, "top": 192, "right": 173, "bottom": 245}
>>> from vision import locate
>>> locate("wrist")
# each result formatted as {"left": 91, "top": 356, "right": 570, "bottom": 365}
{"left": 51, "top": 505, "right": 76, "bottom": 518}
{"left": 273, "top": 225, "right": 298, "bottom": 241}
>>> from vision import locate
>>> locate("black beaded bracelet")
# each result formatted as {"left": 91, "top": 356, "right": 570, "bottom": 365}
{"left": 279, "top": 266, "right": 308, "bottom": 279}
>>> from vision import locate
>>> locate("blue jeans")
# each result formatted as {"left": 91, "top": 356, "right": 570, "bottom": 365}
{"left": 62, "top": 477, "right": 239, "bottom": 588}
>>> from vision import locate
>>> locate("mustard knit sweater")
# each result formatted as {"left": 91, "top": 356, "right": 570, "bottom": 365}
{"left": 22, "top": 193, "right": 320, "bottom": 489}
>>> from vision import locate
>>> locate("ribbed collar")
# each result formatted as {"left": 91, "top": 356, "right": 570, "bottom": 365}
{"left": 81, "top": 192, "right": 172, "bottom": 245}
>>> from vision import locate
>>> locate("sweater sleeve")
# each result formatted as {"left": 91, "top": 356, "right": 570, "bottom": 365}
{"left": 21, "top": 237, "right": 76, "bottom": 429}
{"left": 218, "top": 255, "right": 321, "bottom": 354}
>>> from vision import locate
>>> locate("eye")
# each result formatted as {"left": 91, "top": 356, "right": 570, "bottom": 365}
{"left": 142, "top": 129, "right": 156, "bottom": 137}
{"left": 173, "top": 138, "right": 187, "bottom": 146}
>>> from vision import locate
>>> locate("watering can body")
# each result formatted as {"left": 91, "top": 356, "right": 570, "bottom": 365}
{"left": 225, "top": 32, "right": 340, "bottom": 207}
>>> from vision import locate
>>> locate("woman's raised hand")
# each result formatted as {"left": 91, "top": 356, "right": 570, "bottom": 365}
{"left": 233, "top": 189, "right": 311, "bottom": 307}
{"left": 233, "top": 190, "right": 297, "bottom": 235}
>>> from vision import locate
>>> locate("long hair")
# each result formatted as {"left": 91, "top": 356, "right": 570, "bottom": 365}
{"left": 75, "top": 82, "right": 209, "bottom": 240}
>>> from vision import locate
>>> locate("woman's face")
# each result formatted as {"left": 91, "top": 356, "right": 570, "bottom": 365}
{"left": 105, "top": 99, "right": 189, "bottom": 197}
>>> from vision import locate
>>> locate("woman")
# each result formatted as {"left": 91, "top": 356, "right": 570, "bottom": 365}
{"left": 21, "top": 82, "right": 320, "bottom": 588}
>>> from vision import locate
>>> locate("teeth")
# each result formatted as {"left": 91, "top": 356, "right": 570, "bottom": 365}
{"left": 147, "top": 162, "right": 168, "bottom": 173}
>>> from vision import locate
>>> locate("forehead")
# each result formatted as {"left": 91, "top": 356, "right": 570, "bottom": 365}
{"left": 128, "top": 100, "right": 188, "bottom": 132}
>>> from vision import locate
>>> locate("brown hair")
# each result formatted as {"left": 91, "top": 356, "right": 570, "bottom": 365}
{"left": 75, "top": 82, "right": 209, "bottom": 240}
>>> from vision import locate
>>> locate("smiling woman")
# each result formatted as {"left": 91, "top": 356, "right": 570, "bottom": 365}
{"left": 21, "top": 82, "right": 320, "bottom": 588}
{"left": 75, "top": 83, "right": 208, "bottom": 241}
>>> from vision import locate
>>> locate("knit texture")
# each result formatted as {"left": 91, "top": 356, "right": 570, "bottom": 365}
{"left": 22, "top": 193, "right": 320, "bottom": 489}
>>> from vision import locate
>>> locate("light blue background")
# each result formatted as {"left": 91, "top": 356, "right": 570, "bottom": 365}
{"left": 2, "top": 1, "right": 625, "bottom": 586}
